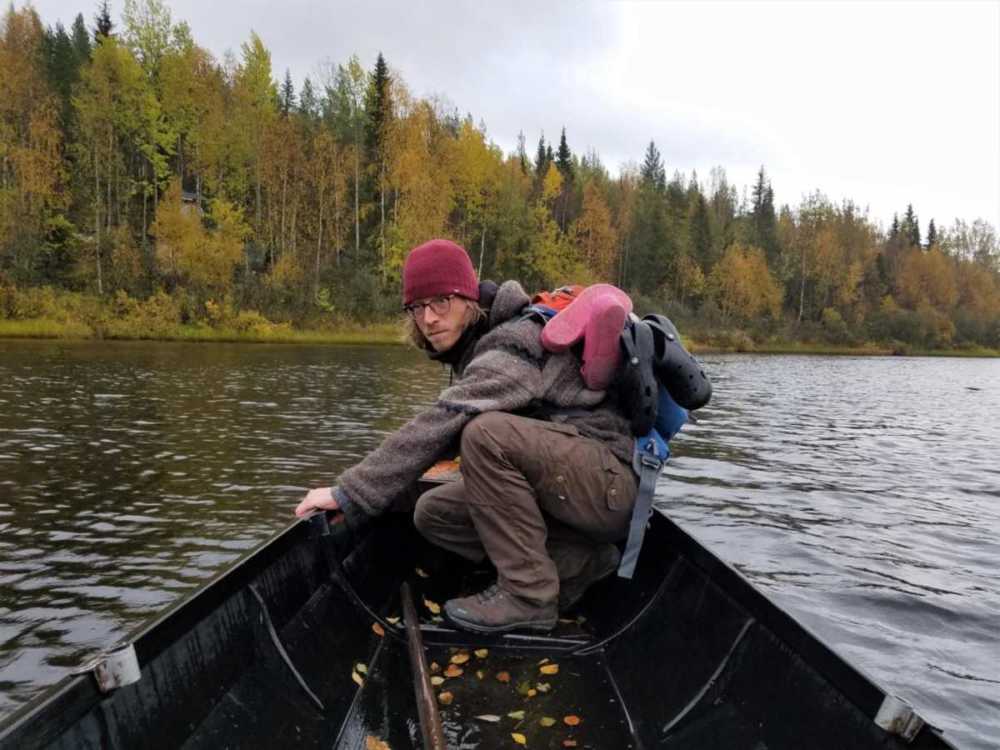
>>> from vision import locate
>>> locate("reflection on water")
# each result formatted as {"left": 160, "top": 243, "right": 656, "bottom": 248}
{"left": 1, "top": 342, "right": 998, "bottom": 748}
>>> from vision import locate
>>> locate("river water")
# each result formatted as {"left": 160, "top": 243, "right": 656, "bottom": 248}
{"left": 0, "top": 340, "right": 997, "bottom": 748}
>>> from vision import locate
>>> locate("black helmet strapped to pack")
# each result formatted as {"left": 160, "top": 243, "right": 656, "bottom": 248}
{"left": 617, "top": 314, "right": 712, "bottom": 437}
{"left": 643, "top": 314, "right": 712, "bottom": 411}
{"left": 618, "top": 316, "right": 659, "bottom": 437}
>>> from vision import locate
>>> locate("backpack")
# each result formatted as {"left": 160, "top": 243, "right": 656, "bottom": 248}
{"left": 526, "top": 283, "right": 713, "bottom": 578}
{"left": 523, "top": 284, "right": 586, "bottom": 318}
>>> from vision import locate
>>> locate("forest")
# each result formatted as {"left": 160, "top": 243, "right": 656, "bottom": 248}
{"left": 1, "top": 1, "right": 998, "bottom": 351}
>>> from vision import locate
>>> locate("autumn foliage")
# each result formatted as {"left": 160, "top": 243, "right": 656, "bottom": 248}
{"left": 1, "top": 3, "right": 997, "bottom": 349}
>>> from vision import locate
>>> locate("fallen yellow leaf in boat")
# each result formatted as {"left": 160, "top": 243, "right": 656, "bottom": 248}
{"left": 511, "top": 733, "right": 527, "bottom": 745}
{"left": 423, "top": 598, "right": 441, "bottom": 614}
{"left": 539, "top": 717, "right": 557, "bottom": 727}
{"left": 562, "top": 741, "right": 578, "bottom": 748}
{"left": 415, "top": 567, "right": 430, "bottom": 578}
{"left": 356, "top": 663, "right": 367, "bottom": 675}
{"left": 563, "top": 715, "right": 581, "bottom": 726}
{"left": 507, "top": 710, "right": 525, "bottom": 720}
{"left": 430, "top": 676, "right": 444, "bottom": 686}
{"left": 536, "top": 682, "right": 551, "bottom": 693}
{"left": 351, "top": 671, "right": 364, "bottom": 687}
{"left": 527, "top": 689, "right": 537, "bottom": 698}
{"left": 539, "top": 664, "right": 559, "bottom": 675}
{"left": 437, "top": 691, "right": 454, "bottom": 705}
{"left": 496, "top": 671, "right": 511, "bottom": 683}
{"left": 474, "top": 648, "right": 489, "bottom": 659}
{"left": 476, "top": 669, "right": 486, "bottom": 680}
{"left": 386, "top": 616, "right": 400, "bottom": 625}
{"left": 444, "top": 664, "right": 464, "bottom": 678}
{"left": 365, "top": 736, "right": 390, "bottom": 750}
{"left": 430, "top": 662, "right": 441, "bottom": 673}
{"left": 450, "top": 652, "right": 470, "bottom": 665}
{"left": 538, "top": 657, "right": 549, "bottom": 665}
{"left": 475, "top": 714, "right": 502, "bottom": 722}
{"left": 371, "top": 623, "right": 385, "bottom": 637}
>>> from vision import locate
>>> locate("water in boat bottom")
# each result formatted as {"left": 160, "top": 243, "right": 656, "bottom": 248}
{"left": 0, "top": 341, "right": 997, "bottom": 748}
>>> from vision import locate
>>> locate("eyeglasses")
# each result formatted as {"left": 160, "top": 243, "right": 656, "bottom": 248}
{"left": 403, "top": 294, "right": 457, "bottom": 318}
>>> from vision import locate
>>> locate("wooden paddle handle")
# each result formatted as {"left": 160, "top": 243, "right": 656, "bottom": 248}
{"left": 401, "top": 582, "right": 447, "bottom": 750}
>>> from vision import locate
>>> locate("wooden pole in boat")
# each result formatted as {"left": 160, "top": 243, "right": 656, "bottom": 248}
{"left": 401, "top": 582, "right": 447, "bottom": 750}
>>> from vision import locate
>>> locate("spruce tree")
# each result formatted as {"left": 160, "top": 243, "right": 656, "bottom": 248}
{"left": 555, "top": 128, "right": 573, "bottom": 180}
{"left": 926, "top": 219, "right": 937, "bottom": 249}
{"left": 71, "top": 13, "right": 91, "bottom": 60}
{"left": 749, "top": 167, "right": 779, "bottom": 265}
{"left": 280, "top": 69, "right": 295, "bottom": 117}
{"left": 689, "top": 192, "right": 713, "bottom": 270}
{"left": 298, "top": 76, "right": 317, "bottom": 121}
{"left": 625, "top": 140, "right": 675, "bottom": 293}
{"left": 886, "top": 213, "right": 904, "bottom": 261}
{"left": 552, "top": 128, "right": 576, "bottom": 231}
{"left": 903, "top": 204, "right": 920, "bottom": 248}
{"left": 665, "top": 174, "right": 687, "bottom": 230}
{"left": 363, "top": 52, "right": 392, "bottom": 267}
{"left": 640, "top": 140, "right": 665, "bottom": 190}
{"left": 94, "top": 0, "right": 113, "bottom": 40}
{"left": 42, "top": 23, "right": 78, "bottom": 127}
{"left": 751, "top": 167, "right": 767, "bottom": 217}
{"left": 534, "top": 134, "right": 548, "bottom": 178}
{"left": 364, "top": 52, "right": 391, "bottom": 164}
{"left": 516, "top": 131, "right": 528, "bottom": 174}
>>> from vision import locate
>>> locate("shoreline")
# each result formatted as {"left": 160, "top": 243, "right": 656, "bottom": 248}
{"left": 2, "top": 319, "right": 997, "bottom": 357}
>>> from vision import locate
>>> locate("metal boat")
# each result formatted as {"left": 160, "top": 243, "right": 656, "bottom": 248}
{"left": 0, "top": 474, "right": 955, "bottom": 749}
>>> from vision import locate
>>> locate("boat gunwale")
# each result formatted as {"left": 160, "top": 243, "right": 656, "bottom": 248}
{"left": 650, "top": 508, "right": 953, "bottom": 747}
{"left": 0, "top": 517, "right": 324, "bottom": 747}
{"left": 0, "top": 507, "right": 955, "bottom": 749}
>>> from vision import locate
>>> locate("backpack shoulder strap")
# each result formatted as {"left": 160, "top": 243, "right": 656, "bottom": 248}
{"left": 520, "top": 303, "right": 558, "bottom": 324}
{"left": 618, "top": 428, "right": 670, "bottom": 579}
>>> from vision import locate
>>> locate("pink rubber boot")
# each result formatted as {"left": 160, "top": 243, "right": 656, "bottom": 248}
{"left": 580, "top": 294, "right": 629, "bottom": 389}
{"left": 539, "top": 284, "right": 632, "bottom": 390}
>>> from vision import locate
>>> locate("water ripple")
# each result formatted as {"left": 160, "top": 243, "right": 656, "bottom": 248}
{"left": 658, "top": 354, "right": 1000, "bottom": 749}
{"left": 0, "top": 343, "right": 997, "bottom": 747}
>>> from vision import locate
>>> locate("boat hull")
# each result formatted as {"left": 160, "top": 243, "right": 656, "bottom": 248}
{"left": 0, "top": 498, "right": 955, "bottom": 749}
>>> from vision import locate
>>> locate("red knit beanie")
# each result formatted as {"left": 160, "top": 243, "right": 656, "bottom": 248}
{"left": 402, "top": 239, "right": 479, "bottom": 305}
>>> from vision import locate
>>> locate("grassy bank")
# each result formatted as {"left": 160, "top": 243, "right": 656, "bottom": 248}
{"left": 4, "top": 286, "right": 997, "bottom": 355}
{"left": 688, "top": 339, "right": 892, "bottom": 356}
{"left": 3, "top": 316, "right": 997, "bottom": 357}
{"left": 687, "top": 338, "right": 1000, "bottom": 357}
{"left": 0, "top": 318, "right": 403, "bottom": 345}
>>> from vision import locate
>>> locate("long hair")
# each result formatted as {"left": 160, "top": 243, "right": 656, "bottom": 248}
{"left": 402, "top": 297, "right": 487, "bottom": 351}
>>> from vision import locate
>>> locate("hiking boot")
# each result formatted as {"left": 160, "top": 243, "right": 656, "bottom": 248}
{"left": 558, "top": 543, "right": 621, "bottom": 612}
{"left": 444, "top": 584, "right": 558, "bottom": 634}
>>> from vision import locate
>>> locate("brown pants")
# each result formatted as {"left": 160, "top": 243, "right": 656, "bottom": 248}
{"left": 413, "top": 412, "right": 637, "bottom": 605}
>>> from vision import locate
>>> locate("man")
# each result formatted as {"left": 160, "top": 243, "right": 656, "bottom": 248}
{"left": 295, "top": 238, "right": 637, "bottom": 634}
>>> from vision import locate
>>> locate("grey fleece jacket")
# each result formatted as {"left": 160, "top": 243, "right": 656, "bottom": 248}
{"left": 335, "top": 280, "right": 635, "bottom": 527}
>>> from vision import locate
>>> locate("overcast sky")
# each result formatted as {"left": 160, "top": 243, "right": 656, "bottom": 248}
{"left": 31, "top": 0, "right": 1000, "bottom": 234}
